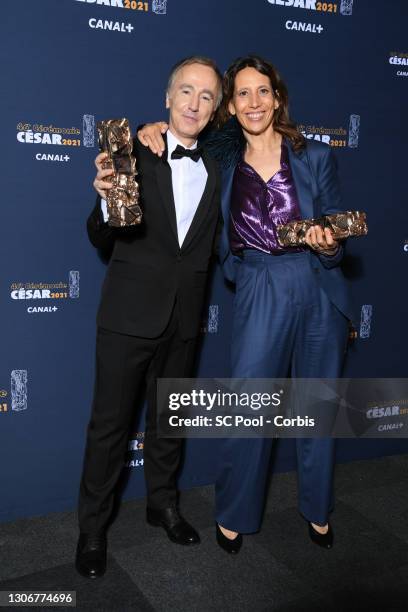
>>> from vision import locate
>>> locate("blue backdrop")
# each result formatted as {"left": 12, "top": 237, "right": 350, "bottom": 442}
{"left": 1, "top": 0, "right": 408, "bottom": 523}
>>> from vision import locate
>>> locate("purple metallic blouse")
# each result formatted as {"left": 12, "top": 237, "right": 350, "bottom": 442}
{"left": 230, "top": 143, "right": 305, "bottom": 254}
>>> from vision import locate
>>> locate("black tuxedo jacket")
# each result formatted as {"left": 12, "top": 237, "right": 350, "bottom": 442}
{"left": 87, "top": 137, "right": 221, "bottom": 340}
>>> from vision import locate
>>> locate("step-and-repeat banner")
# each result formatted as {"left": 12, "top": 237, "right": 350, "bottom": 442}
{"left": 1, "top": 0, "right": 407, "bottom": 522}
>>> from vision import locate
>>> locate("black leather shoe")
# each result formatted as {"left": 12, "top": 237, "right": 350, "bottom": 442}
{"left": 216, "top": 523, "right": 242, "bottom": 555}
{"left": 75, "top": 532, "right": 107, "bottom": 578}
{"left": 146, "top": 506, "right": 200, "bottom": 545}
{"left": 308, "top": 522, "right": 333, "bottom": 549}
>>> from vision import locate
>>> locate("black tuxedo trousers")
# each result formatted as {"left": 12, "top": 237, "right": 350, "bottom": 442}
{"left": 78, "top": 307, "right": 196, "bottom": 533}
{"left": 78, "top": 139, "right": 221, "bottom": 534}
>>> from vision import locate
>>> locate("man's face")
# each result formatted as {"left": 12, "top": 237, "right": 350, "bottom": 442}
{"left": 166, "top": 63, "right": 219, "bottom": 145}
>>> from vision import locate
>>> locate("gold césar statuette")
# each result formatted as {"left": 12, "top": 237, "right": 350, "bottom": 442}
{"left": 277, "top": 211, "right": 368, "bottom": 247}
{"left": 97, "top": 118, "right": 142, "bottom": 227}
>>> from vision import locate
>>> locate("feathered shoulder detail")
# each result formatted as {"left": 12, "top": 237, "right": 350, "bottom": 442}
{"left": 200, "top": 117, "right": 245, "bottom": 169}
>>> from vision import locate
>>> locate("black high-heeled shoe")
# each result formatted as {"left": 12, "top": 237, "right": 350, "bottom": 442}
{"left": 308, "top": 522, "right": 334, "bottom": 549}
{"left": 216, "top": 523, "right": 242, "bottom": 554}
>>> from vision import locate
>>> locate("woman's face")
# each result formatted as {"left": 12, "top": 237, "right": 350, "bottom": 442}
{"left": 228, "top": 67, "right": 279, "bottom": 135}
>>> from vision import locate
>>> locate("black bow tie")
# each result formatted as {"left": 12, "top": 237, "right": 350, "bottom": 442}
{"left": 171, "top": 144, "right": 203, "bottom": 163}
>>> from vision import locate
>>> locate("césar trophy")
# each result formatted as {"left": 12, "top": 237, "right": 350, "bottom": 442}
{"left": 97, "top": 118, "right": 142, "bottom": 227}
{"left": 277, "top": 211, "right": 368, "bottom": 247}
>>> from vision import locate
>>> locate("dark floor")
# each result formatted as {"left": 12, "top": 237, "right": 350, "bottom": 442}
{"left": 1, "top": 454, "right": 408, "bottom": 611}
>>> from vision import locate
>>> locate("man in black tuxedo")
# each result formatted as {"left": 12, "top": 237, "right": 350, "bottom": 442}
{"left": 76, "top": 56, "right": 222, "bottom": 578}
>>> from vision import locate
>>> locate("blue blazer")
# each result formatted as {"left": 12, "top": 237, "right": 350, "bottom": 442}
{"left": 218, "top": 139, "right": 354, "bottom": 323}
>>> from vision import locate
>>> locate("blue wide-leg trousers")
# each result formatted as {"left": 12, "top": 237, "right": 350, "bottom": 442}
{"left": 215, "top": 250, "right": 348, "bottom": 533}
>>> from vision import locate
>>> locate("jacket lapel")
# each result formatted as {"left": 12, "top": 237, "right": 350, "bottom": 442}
{"left": 286, "top": 139, "right": 315, "bottom": 219}
{"left": 219, "top": 166, "right": 235, "bottom": 263}
{"left": 181, "top": 149, "right": 216, "bottom": 251}
{"left": 154, "top": 135, "right": 179, "bottom": 243}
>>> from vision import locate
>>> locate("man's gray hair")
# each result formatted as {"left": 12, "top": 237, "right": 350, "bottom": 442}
{"left": 166, "top": 56, "right": 223, "bottom": 109}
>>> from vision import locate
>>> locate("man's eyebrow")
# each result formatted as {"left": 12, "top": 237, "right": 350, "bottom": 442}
{"left": 178, "top": 83, "right": 214, "bottom": 98}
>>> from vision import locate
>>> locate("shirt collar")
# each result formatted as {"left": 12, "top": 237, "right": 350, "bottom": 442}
{"left": 167, "top": 129, "right": 198, "bottom": 160}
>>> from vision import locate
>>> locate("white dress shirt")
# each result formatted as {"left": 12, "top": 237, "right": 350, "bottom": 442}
{"left": 100, "top": 129, "right": 207, "bottom": 248}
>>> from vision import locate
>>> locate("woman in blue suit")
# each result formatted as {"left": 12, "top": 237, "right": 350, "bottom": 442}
{"left": 139, "top": 55, "right": 352, "bottom": 554}
{"left": 211, "top": 55, "right": 352, "bottom": 554}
